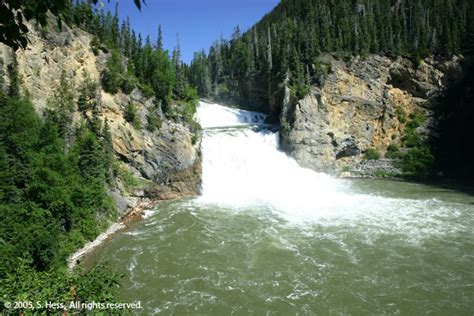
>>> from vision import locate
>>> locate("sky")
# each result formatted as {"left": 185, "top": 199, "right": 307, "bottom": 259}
{"left": 101, "top": 0, "right": 280, "bottom": 64}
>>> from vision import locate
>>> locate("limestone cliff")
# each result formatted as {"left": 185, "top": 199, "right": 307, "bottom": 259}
{"left": 0, "top": 22, "right": 201, "bottom": 213}
{"left": 279, "top": 54, "right": 469, "bottom": 176}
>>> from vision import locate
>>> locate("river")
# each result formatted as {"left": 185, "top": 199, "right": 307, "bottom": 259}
{"left": 86, "top": 101, "right": 474, "bottom": 315}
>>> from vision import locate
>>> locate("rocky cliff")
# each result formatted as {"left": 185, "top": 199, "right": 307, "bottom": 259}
{"left": 0, "top": 22, "right": 201, "bottom": 213}
{"left": 279, "top": 54, "right": 470, "bottom": 176}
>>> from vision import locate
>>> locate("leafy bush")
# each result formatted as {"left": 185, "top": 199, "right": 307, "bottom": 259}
{"left": 101, "top": 50, "right": 123, "bottom": 94}
{"left": 139, "top": 83, "right": 154, "bottom": 98}
{"left": 90, "top": 36, "right": 100, "bottom": 55}
{"left": 295, "top": 83, "right": 310, "bottom": 100}
{"left": 406, "top": 112, "right": 425, "bottom": 129}
{"left": 0, "top": 260, "right": 122, "bottom": 314}
{"left": 402, "top": 130, "right": 423, "bottom": 147}
{"left": 217, "top": 84, "right": 230, "bottom": 99}
{"left": 385, "top": 144, "right": 402, "bottom": 159}
{"left": 395, "top": 107, "right": 407, "bottom": 124}
{"left": 121, "top": 75, "right": 137, "bottom": 95}
{"left": 146, "top": 109, "right": 162, "bottom": 132}
{"left": 101, "top": 50, "right": 136, "bottom": 95}
{"left": 0, "top": 92, "right": 119, "bottom": 309}
{"left": 402, "top": 112, "right": 426, "bottom": 147}
{"left": 364, "top": 148, "right": 381, "bottom": 160}
{"left": 114, "top": 162, "right": 149, "bottom": 190}
{"left": 398, "top": 145, "right": 434, "bottom": 176}
{"left": 125, "top": 102, "right": 140, "bottom": 129}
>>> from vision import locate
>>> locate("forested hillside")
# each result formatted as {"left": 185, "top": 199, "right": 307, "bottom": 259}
{"left": 189, "top": 0, "right": 474, "bottom": 111}
{"left": 72, "top": 1, "right": 198, "bottom": 120}
{"left": 0, "top": 55, "right": 122, "bottom": 311}
{"left": 0, "top": 1, "right": 200, "bottom": 312}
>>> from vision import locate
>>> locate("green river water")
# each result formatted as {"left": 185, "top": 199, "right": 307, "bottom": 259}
{"left": 86, "top": 102, "right": 473, "bottom": 315}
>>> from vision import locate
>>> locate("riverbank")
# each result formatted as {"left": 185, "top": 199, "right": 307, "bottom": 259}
{"left": 67, "top": 199, "right": 159, "bottom": 271}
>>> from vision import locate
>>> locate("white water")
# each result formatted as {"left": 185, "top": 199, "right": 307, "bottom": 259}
{"left": 89, "top": 101, "right": 473, "bottom": 315}
{"left": 195, "top": 101, "right": 467, "bottom": 238}
{"left": 197, "top": 101, "right": 340, "bottom": 211}
{"left": 196, "top": 101, "right": 267, "bottom": 128}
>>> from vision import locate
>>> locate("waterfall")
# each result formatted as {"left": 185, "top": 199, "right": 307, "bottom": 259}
{"left": 195, "top": 101, "right": 464, "bottom": 229}
{"left": 195, "top": 101, "right": 355, "bottom": 218}
{"left": 90, "top": 101, "right": 473, "bottom": 316}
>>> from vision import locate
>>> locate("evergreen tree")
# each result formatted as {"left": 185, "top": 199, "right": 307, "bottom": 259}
{"left": 101, "top": 49, "right": 124, "bottom": 94}
{"left": 101, "top": 118, "right": 115, "bottom": 184}
{"left": 146, "top": 108, "right": 161, "bottom": 132}
{"left": 157, "top": 25, "right": 163, "bottom": 51}
{"left": 78, "top": 73, "right": 98, "bottom": 113}
{"left": 125, "top": 101, "right": 140, "bottom": 129}
{"left": 189, "top": 0, "right": 473, "bottom": 108}
{"left": 47, "top": 70, "right": 75, "bottom": 142}
{"left": 7, "top": 53, "right": 20, "bottom": 97}
{"left": 76, "top": 125, "right": 105, "bottom": 183}
{"left": 173, "top": 34, "right": 187, "bottom": 99}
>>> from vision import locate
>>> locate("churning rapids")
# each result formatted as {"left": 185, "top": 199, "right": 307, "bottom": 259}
{"left": 87, "top": 101, "right": 474, "bottom": 315}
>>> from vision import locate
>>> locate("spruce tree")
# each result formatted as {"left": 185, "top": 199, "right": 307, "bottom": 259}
{"left": 47, "top": 70, "right": 75, "bottom": 142}
{"left": 7, "top": 53, "right": 20, "bottom": 97}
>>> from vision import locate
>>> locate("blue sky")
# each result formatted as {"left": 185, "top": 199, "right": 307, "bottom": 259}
{"left": 101, "top": 0, "right": 280, "bottom": 64}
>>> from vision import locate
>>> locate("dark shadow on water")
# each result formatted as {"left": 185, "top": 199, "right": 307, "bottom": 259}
{"left": 405, "top": 177, "right": 474, "bottom": 198}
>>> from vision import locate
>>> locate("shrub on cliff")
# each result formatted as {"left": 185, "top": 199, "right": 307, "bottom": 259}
{"left": 125, "top": 101, "right": 141, "bottom": 129}
{"left": 101, "top": 50, "right": 123, "bottom": 94}
{"left": 386, "top": 144, "right": 402, "bottom": 159}
{"left": 147, "top": 109, "right": 162, "bottom": 132}
{"left": 101, "top": 50, "right": 137, "bottom": 95}
{"left": 364, "top": 148, "right": 381, "bottom": 160}
{"left": 399, "top": 145, "right": 435, "bottom": 177}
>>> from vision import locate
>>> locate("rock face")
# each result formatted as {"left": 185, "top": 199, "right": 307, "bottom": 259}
{"left": 280, "top": 54, "right": 466, "bottom": 175}
{"left": 0, "top": 22, "right": 201, "bottom": 212}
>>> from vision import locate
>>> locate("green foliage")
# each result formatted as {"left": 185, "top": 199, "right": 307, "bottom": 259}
{"left": 188, "top": 0, "right": 473, "bottom": 110}
{"left": 342, "top": 166, "right": 351, "bottom": 172}
{"left": 402, "top": 130, "right": 423, "bottom": 148}
{"left": 0, "top": 259, "right": 122, "bottom": 314}
{"left": 140, "top": 83, "right": 155, "bottom": 98}
{"left": 406, "top": 112, "right": 425, "bottom": 129}
{"left": 395, "top": 107, "right": 407, "bottom": 124}
{"left": 373, "top": 170, "right": 399, "bottom": 178}
{"left": 67, "top": 1, "right": 202, "bottom": 113}
{"left": 77, "top": 74, "right": 98, "bottom": 113}
{"left": 189, "top": 50, "right": 212, "bottom": 97}
{"left": 402, "top": 112, "right": 426, "bottom": 148}
{"left": 121, "top": 74, "right": 138, "bottom": 94}
{"left": 90, "top": 36, "right": 100, "bottom": 55}
{"left": 395, "top": 112, "right": 435, "bottom": 177}
{"left": 0, "top": 90, "right": 119, "bottom": 309}
{"left": 75, "top": 125, "right": 106, "bottom": 182}
{"left": 364, "top": 148, "right": 381, "bottom": 160}
{"left": 0, "top": 0, "right": 143, "bottom": 49}
{"left": 101, "top": 50, "right": 124, "bottom": 94}
{"left": 385, "top": 144, "right": 402, "bottom": 159}
{"left": 0, "top": 97, "right": 41, "bottom": 204}
{"left": 47, "top": 70, "right": 75, "bottom": 142}
{"left": 412, "top": 53, "right": 423, "bottom": 69}
{"left": 114, "top": 162, "right": 149, "bottom": 190}
{"left": 150, "top": 51, "right": 176, "bottom": 102}
{"left": 294, "top": 84, "right": 310, "bottom": 100}
{"left": 7, "top": 54, "right": 20, "bottom": 97}
{"left": 146, "top": 109, "right": 162, "bottom": 132}
{"left": 101, "top": 50, "right": 138, "bottom": 95}
{"left": 125, "top": 101, "right": 141, "bottom": 129}
{"left": 102, "top": 118, "right": 115, "bottom": 185}
{"left": 398, "top": 145, "right": 435, "bottom": 177}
